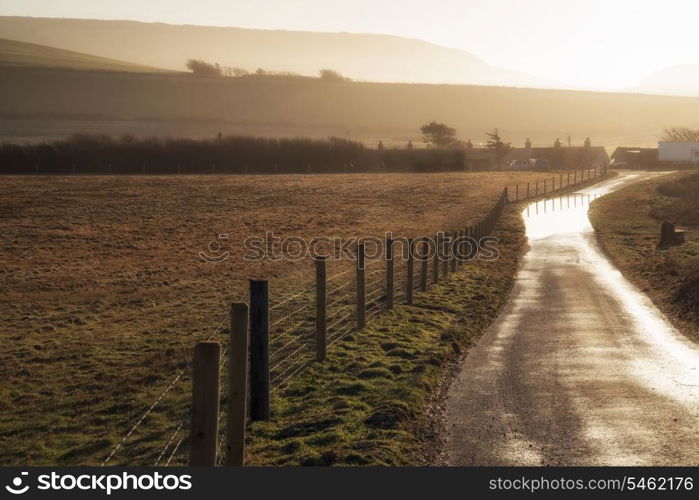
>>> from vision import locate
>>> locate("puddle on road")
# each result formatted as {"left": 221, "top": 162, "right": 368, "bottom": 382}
{"left": 523, "top": 193, "right": 600, "bottom": 240}
{"left": 521, "top": 171, "right": 648, "bottom": 240}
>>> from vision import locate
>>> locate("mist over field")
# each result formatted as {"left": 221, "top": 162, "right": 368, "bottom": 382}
{"left": 0, "top": 16, "right": 547, "bottom": 86}
{"left": 2, "top": 63, "right": 699, "bottom": 147}
{"left": 1, "top": 16, "right": 698, "bottom": 146}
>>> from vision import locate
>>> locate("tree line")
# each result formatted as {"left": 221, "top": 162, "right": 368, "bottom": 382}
{"left": 186, "top": 59, "right": 349, "bottom": 81}
{"left": 0, "top": 134, "right": 463, "bottom": 175}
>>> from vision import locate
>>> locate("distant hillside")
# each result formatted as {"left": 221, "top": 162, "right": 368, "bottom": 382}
{"left": 0, "top": 38, "right": 167, "bottom": 73}
{"left": 0, "top": 16, "right": 550, "bottom": 87}
{"left": 635, "top": 65, "right": 699, "bottom": 97}
{"left": 1, "top": 65, "right": 698, "bottom": 147}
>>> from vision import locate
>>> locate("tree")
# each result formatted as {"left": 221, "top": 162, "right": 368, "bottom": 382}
{"left": 186, "top": 59, "right": 222, "bottom": 77}
{"left": 661, "top": 127, "right": 699, "bottom": 142}
{"left": 486, "top": 128, "right": 512, "bottom": 170}
{"left": 420, "top": 121, "right": 458, "bottom": 148}
{"left": 319, "top": 69, "right": 346, "bottom": 81}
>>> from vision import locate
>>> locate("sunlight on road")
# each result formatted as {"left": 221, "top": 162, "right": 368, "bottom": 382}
{"left": 448, "top": 170, "right": 699, "bottom": 465}
{"left": 523, "top": 171, "right": 699, "bottom": 406}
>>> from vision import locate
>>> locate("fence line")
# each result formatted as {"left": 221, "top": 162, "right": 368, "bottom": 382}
{"left": 107, "top": 165, "right": 609, "bottom": 467}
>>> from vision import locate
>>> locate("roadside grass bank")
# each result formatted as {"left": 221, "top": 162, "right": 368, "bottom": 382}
{"left": 589, "top": 170, "right": 699, "bottom": 343}
{"left": 245, "top": 205, "right": 526, "bottom": 466}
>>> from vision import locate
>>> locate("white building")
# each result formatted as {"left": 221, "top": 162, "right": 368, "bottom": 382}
{"left": 658, "top": 142, "right": 699, "bottom": 165}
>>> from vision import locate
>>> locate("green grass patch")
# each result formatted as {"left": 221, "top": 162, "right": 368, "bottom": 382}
{"left": 244, "top": 206, "right": 525, "bottom": 466}
{"left": 589, "top": 170, "right": 699, "bottom": 343}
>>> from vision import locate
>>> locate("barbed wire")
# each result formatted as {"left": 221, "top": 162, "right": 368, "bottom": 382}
{"left": 327, "top": 281, "right": 352, "bottom": 296}
{"left": 327, "top": 268, "right": 352, "bottom": 282}
{"left": 270, "top": 304, "right": 310, "bottom": 329}
{"left": 270, "top": 289, "right": 309, "bottom": 311}
{"left": 153, "top": 412, "right": 188, "bottom": 466}
{"left": 140, "top": 185, "right": 523, "bottom": 466}
{"left": 163, "top": 436, "right": 185, "bottom": 467}
{"left": 100, "top": 311, "right": 229, "bottom": 466}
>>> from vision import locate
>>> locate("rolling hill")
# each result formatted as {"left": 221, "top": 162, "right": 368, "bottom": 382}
{"left": 0, "top": 16, "right": 550, "bottom": 87}
{"left": 0, "top": 17, "right": 697, "bottom": 147}
{"left": 0, "top": 37, "right": 167, "bottom": 73}
{"left": 1, "top": 63, "right": 698, "bottom": 147}
{"left": 635, "top": 65, "right": 699, "bottom": 97}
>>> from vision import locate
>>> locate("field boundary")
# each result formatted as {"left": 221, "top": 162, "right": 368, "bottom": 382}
{"left": 100, "top": 166, "right": 612, "bottom": 466}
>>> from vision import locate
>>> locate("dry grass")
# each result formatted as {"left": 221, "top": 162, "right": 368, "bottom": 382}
{"left": 0, "top": 171, "right": 544, "bottom": 465}
{"left": 589, "top": 171, "right": 699, "bottom": 343}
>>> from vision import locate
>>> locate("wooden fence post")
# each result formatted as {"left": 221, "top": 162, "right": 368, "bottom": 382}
{"left": 189, "top": 341, "right": 221, "bottom": 466}
{"left": 356, "top": 243, "right": 366, "bottom": 329}
{"left": 457, "top": 230, "right": 464, "bottom": 268}
{"left": 315, "top": 257, "right": 327, "bottom": 362}
{"left": 420, "top": 237, "right": 428, "bottom": 292}
{"left": 386, "top": 237, "right": 394, "bottom": 309}
{"left": 442, "top": 232, "right": 450, "bottom": 277}
{"left": 249, "top": 280, "right": 270, "bottom": 422}
{"left": 226, "top": 303, "right": 248, "bottom": 466}
{"left": 515, "top": 183, "right": 519, "bottom": 200}
{"left": 535, "top": 180, "right": 539, "bottom": 196}
{"left": 406, "top": 238, "right": 414, "bottom": 305}
{"left": 433, "top": 233, "right": 440, "bottom": 283}
{"left": 527, "top": 182, "right": 530, "bottom": 198}
{"left": 450, "top": 232, "right": 457, "bottom": 273}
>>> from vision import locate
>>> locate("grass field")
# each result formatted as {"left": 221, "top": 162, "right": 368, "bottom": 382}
{"left": 589, "top": 171, "right": 699, "bottom": 343}
{"left": 0, "top": 170, "right": 549, "bottom": 465}
{"left": 0, "top": 38, "right": 166, "bottom": 73}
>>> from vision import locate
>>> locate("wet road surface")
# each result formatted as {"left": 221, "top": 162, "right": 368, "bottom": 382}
{"left": 445, "top": 171, "right": 699, "bottom": 465}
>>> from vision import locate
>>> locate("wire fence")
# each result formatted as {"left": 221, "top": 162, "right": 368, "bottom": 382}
{"left": 100, "top": 165, "right": 611, "bottom": 467}
{"left": 505, "top": 166, "right": 605, "bottom": 202}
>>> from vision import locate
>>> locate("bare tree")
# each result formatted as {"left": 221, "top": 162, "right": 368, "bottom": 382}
{"left": 661, "top": 127, "right": 699, "bottom": 142}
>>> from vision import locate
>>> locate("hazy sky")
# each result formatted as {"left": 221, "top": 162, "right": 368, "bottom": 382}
{"left": 2, "top": 0, "right": 698, "bottom": 89}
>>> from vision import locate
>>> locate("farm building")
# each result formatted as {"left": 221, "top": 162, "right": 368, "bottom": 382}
{"left": 611, "top": 147, "right": 658, "bottom": 169}
{"left": 504, "top": 145, "right": 609, "bottom": 171}
{"left": 658, "top": 142, "right": 699, "bottom": 165}
{"left": 465, "top": 148, "right": 498, "bottom": 170}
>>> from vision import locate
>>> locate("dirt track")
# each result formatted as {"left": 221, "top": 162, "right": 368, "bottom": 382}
{"left": 445, "top": 171, "right": 699, "bottom": 465}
